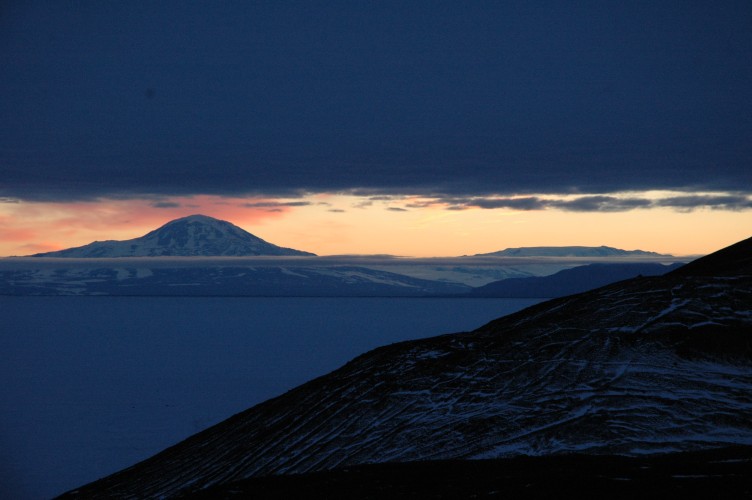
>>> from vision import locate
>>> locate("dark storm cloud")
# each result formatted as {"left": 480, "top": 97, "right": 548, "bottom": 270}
{"left": 1, "top": 2, "right": 751, "bottom": 203}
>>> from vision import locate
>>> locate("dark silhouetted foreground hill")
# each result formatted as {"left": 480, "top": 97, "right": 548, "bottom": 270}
{"left": 185, "top": 446, "right": 752, "bottom": 499}
{"left": 668, "top": 235, "right": 752, "bottom": 277}
{"left": 61, "top": 236, "right": 752, "bottom": 499}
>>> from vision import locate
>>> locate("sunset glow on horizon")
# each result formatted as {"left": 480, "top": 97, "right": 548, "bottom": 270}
{"left": 1, "top": 191, "right": 748, "bottom": 258}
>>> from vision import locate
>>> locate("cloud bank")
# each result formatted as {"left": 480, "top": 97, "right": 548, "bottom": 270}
{"left": 1, "top": 3, "right": 751, "bottom": 203}
{"left": 427, "top": 194, "right": 752, "bottom": 213}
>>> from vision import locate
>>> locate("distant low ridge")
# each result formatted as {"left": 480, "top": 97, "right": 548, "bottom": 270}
{"left": 475, "top": 245, "right": 670, "bottom": 258}
{"left": 32, "top": 215, "right": 315, "bottom": 257}
{"left": 471, "top": 262, "right": 685, "bottom": 298}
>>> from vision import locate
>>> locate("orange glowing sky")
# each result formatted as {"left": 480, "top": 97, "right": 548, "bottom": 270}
{"left": 1, "top": 192, "right": 749, "bottom": 258}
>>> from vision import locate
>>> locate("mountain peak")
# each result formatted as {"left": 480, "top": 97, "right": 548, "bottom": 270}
{"left": 172, "top": 214, "right": 220, "bottom": 222}
{"left": 33, "top": 215, "right": 316, "bottom": 257}
{"left": 169, "top": 214, "right": 239, "bottom": 225}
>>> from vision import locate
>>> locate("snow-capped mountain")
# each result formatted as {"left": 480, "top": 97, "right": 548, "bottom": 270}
{"left": 62, "top": 237, "right": 752, "bottom": 498}
{"left": 33, "top": 214, "right": 315, "bottom": 257}
{"left": 475, "top": 245, "right": 670, "bottom": 257}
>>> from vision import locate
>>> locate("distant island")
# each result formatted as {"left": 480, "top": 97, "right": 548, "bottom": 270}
{"left": 32, "top": 214, "right": 315, "bottom": 257}
{"left": 474, "top": 245, "right": 671, "bottom": 258}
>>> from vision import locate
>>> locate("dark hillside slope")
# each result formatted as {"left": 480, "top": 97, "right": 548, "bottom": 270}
{"left": 185, "top": 446, "right": 752, "bottom": 499}
{"left": 669, "top": 235, "right": 752, "bottom": 277}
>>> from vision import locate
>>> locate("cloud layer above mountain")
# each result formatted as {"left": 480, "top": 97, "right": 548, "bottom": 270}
{"left": 2, "top": 2, "right": 751, "bottom": 202}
